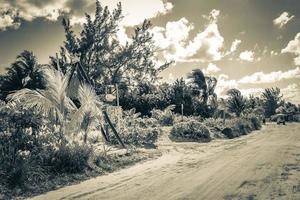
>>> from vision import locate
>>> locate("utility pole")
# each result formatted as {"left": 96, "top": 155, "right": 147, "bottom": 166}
{"left": 181, "top": 82, "right": 184, "bottom": 122}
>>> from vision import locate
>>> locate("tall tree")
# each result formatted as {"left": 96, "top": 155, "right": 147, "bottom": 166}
{"left": 187, "top": 69, "right": 208, "bottom": 103}
{"left": 51, "top": 1, "right": 170, "bottom": 94}
{"left": 169, "top": 78, "right": 193, "bottom": 115}
{"left": 261, "top": 87, "right": 282, "bottom": 118}
{"left": 226, "top": 88, "right": 247, "bottom": 117}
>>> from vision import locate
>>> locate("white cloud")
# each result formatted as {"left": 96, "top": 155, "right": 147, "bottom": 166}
{"left": 116, "top": 26, "right": 131, "bottom": 46}
{"left": 270, "top": 50, "right": 278, "bottom": 56}
{"left": 240, "top": 88, "right": 264, "bottom": 97}
{"left": 167, "top": 73, "right": 175, "bottom": 83}
{"left": 0, "top": 12, "right": 19, "bottom": 31}
{"left": 151, "top": 10, "right": 225, "bottom": 63}
{"left": 185, "top": 23, "right": 224, "bottom": 61}
{"left": 203, "top": 63, "right": 221, "bottom": 74}
{"left": 230, "top": 39, "right": 241, "bottom": 53}
{"left": 281, "top": 33, "right": 300, "bottom": 65}
{"left": 0, "top": 5, "right": 21, "bottom": 31}
{"left": 202, "top": 9, "right": 220, "bottom": 23}
{"left": 114, "top": 0, "right": 173, "bottom": 27}
{"left": 282, "top": 83, "right": 300, "bottom": 104}
{"left": 273, "top": 12, "right": 294, "bottom": 29}
{"left": 239, "top": 50, "right": 255, "bottom": 62}
{"left": 215, "top": 74, "right": 238, "bottom": 96}
{"left": 0, "top": 0, "right": 173, "bottom": 30}
{"left": 1, "top": 1, "right": 69, "bottom": 24}
{"left": 238, "top": 67, "right": 300, "bottom": 84}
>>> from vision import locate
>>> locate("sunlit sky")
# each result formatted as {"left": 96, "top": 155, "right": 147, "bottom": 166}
{"left": 0, "top": 0, "right": 300, "bottom": 103}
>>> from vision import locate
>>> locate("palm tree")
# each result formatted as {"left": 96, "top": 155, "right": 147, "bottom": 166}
{"left": 0, "top": 50, "right": 45, "bottom": 100}
{"left": 8, "top": 67, "right": 103, "bottom": 144}
{"left": 262, "top": 87, "right": 282, "bottom": 118}
{"left": 206, "top": 76, "right": 218, "bottom": 109}
{"left": 226, "top": 89, "right": 247, "bottom": 117}
{"left": 187, "top": 69, "right": 208, "bottom": 103}
{"left": 69, "top": 84, "right": 103, "bottom": 143}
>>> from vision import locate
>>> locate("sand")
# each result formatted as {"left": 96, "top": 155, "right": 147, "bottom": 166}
{"left": 30, "top": 123, "right": 300, "bottom": 200}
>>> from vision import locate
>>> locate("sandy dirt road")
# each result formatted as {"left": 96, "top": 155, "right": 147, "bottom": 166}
{"left": 31, "top": 123, "right": 300, "bottom": 200}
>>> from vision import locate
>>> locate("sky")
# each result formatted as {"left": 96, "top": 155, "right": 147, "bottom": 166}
{"left": 0, "top": 0, "right": 300, "bottom": 104}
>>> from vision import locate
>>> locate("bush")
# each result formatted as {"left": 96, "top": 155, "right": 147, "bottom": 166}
{"left": 49, "top": 144, "right": 92, "bottom": 173}
{"left": 222, "top": 115, "right": 262, "bottom": 139}
{"left": 120, "top": 93, "right": 169, "bottom": 116}
{"left": 170, "top": 120, "right": 211, "bottom": 142}
{"left": 203, "top": 118, "right": 224, "bottom": 130}
{"left": 151, "top": 105, "right": 175, "bottom": 126}
{"left": 0, "top": 104, "right": 45, "bottom": 188}
{"left": 248, "top": 115, "right": 262, "bottom": 130}
{"left": 108, "top": 108, "right": 160, "bottom": 147}
{"left": 174, "top": 114, "right": 203, "bottom": 124}
{"left": 111, "top": 127, "right": 160, "bottom": 147}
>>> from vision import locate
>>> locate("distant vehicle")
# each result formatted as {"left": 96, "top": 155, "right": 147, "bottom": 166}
{"left": 274, "top": 114, "right": 286, "bottom": 125}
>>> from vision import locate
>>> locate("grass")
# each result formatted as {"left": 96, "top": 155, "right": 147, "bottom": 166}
{"left": 0, "top": 148, "right": 161, "bottom": 200}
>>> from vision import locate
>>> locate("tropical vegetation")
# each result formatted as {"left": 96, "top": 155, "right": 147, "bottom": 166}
{"left": 0, "top": 1, "right": 299, "bottom": 199}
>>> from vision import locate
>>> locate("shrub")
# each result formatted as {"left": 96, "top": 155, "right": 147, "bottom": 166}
{"left": 0, "top": 104, "right": 45, "bottom": 188}
{"left": 247, "top": 115, "right": 262, "bottom": 130}
{"left": 108, "top": 108, "right": 160, "bottom": 147}
{"left": 151, "top": 105, "right": 175, "bottom": 126}
{"left": 170, "top": 120, "right": 211, "bottom": 142}
{"left": 174, "top": 114, "right": 203, "bottom": 124}
{"left": 221, "top": 115, "right": 262, "bottom": 139}
{"left": 221, "top": 128, "right": 238, "bottom": 139}
{"left": 203, "top": 118, "right": 224, "bottom": 131}
{"left": 111, "top": 127, "right": 160, "bottom": 147}
{"left": 49, "top": 144, "right": 92, "bottom": 173}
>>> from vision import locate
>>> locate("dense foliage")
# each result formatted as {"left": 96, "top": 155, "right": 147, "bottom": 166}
{"left": 0, "top": 1, "right": 299, "bottom": 199}
{"left": 170, "top": 120, "right": 211, "bottom": 142}
{"left": 0, "top": 51, "right": 45, "bottom": 101}
{"left": 262, "top": 87, "right": 282, "bottom": 118}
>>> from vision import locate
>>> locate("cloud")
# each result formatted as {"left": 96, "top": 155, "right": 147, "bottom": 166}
{"left": 202, "top": 9, "right": 220, "bottom": 23}
{"left": 166, "top": 73, "right": 175, "bottom": 83}
{"left": 239, "top": 50, "right": 255, "bottom": 62}
{"left": 1, "top": 0, "right": 69, "bottom": 23}
{"left": 0, "top": 10, "right": 20, "bottom": 30}
{"left": 151, "top": 9, "right": 225, "bottom": 63}
{"left": 281, "top": 33, "right": 300, "bottom": 65}
{"left": 230, "top": 39, "right": 241, "bottom": 53}
{"left": 215, "top": 74, "right": 238, "bottom": 96}
{"left": 0, "top": 0, "right": 173, "bottom": 30}
{"left": 270, "top": 50, "right": 278, "bottom": 56}
{"left": 0, "top": 5, "right": 21, "bottom": 31}
{"left": 239, "top": 88, "right": 264, "bottom": 97}
{"left": 203, "top": 63, "right": 221, "bottom": 74}
{"left": 238, "top": 67, "right": 300, "bottom": 84}
{"left": 273, "top": 12, "right": 294, "bottom": 29}
{"left": 113, "top": 0, "right": 173, "bottom": 27}
{"left": 282, "top": 83, "right": 300, "bottom": 104}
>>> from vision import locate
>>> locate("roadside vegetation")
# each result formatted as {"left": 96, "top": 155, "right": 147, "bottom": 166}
{"left": 0, "top": 1, "right": 300, "bottom": 199}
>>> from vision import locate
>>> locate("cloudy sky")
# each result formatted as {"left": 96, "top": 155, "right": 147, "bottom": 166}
{"left": 0, "top": 0, "right": 300, "bottom": 104}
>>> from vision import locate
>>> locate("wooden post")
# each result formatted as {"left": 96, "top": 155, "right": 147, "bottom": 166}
{"left": 181, "top": 104, "right": 184, "bottom": 122}
{"left": 103, "top": 110, "right": 126, "bottom": 148}
{"left": 116, "top": 83, "right": 119, "bottom": 107}
{"left": 181, "top": 83, "right": 184, "bottom": 121}
{"left": 100, "top": 125, "right": 109, "bottom": 142}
